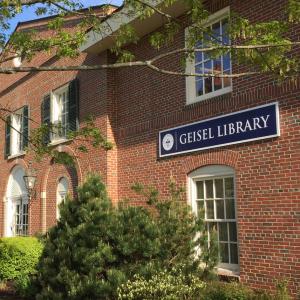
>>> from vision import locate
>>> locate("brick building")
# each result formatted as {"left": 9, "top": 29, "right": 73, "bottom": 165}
{"left": 0, "top": 0, "right": 299, "bottom": 296}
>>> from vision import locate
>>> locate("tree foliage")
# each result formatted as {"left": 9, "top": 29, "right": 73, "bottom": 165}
{"left": 0, "top": 0, "right": 299, "bottom": 79}
{"left": 0, "top": 0, "right": 299, "bottom": 164}
{"left": 28, "top": 116, "right": 113, "bottom": 166}
{"left": 0, "top": 0, "right": 300, "bottom": 78}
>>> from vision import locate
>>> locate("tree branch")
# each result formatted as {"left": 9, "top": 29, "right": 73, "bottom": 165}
{"left": 1, "top": 43, "right": 299, "bottom": 76}
{"left": 3, "top": 0, "right": 48, "bottom": 6}
{"left": 0, "top": 60, "right": 268, "bottom": 77}
{"left": 134, "top": 0, "right": 173, "bottom": 21}
{"left": 0, "top": 61, "right": 147, "bottom": 74}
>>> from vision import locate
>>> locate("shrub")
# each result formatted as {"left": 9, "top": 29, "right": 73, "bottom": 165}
{"left": 201, "top": 281, "right": 255, "bottom": 300}
{"left": 0, "top": 237, "right": 43, "bottom": 281}
{"left": 131, "top": 179, "right": 219, "bottom": 278}
{"left": 273, "top": 279, "right": 291, "bottom": 300}
{"left": 117, "top": 266, "right": 206, "bottom": 300}
{"left": 200, "top": 280, "right": 292, "bottom": 300}
{"left": 0, "top": 237, "right": 43, "bottom": 298}
{"left": 36, "top": 174, "right": 217, "bottom": 299}
{"left": 118, "top": 276, "right": 293, "bottom": 300}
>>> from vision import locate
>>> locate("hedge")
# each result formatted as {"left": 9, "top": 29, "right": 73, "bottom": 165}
{"left": 0, "top": 237, "right": 43, "bottom": 281}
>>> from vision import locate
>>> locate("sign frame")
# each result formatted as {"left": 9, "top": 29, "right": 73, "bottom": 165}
{"left": 159, "top": 102, "right": 280, "bottom": 158}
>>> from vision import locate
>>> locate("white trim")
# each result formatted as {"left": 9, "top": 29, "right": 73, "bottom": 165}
{"left": 10, "top": 111, "right": 23, "bottom": 156}
{"left": 203, "top": 6, "right": 230, "bottom": 26}
{"left": 49, "top": 138, "right": 70, "bottom": 147}
{"left": 56, "top": 177, "right": 68, "bottom": 220}
{"left": 5, "top": 166, "right": 29, "bottom": 237}
{"left": 51, "top": 84, "right": 69, "bottom": 142}
{"left": 187, "top": 86, "right": 232, "bottom": 104}
{"left": 189, "top": 165, "right": 234, "bottom": 178}
{"left": 185, "top": 7, "right": 232, "bottom": 105}
{"left": 7, "top": 151, "right": 26, "bottom": 160}
{"left": 80, "top": 0, "right": 163, "bottom": 52}
{"left": 159, "top": 102, "right": 280, "bottom": 158}
{"left": 188, "top": 165, "right": 239, "bottom": 273}
{"left": 12, "top": 56, "right": 22, "bottom": 68}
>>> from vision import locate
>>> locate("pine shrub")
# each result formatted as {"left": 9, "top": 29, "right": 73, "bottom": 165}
{"left": 36, "top": 174, "right": 218, "bottom": 299}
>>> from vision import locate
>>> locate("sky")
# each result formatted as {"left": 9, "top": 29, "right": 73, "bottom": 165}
{"left": 7, "top": 0, "right": 123, "bottom": 38}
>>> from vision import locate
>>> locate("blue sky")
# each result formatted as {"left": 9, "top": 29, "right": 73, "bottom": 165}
{"left": 7, "top": 0, "right": 123, "bottom": 38}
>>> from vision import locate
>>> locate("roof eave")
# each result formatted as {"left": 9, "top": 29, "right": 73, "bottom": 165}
{"left": 80, "top": 0, "right": 188, "bottom": 54}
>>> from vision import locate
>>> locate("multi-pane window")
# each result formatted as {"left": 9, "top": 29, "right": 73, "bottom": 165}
{"left": 41, "top": 79, "right": 79, "bottom": 145}
{"left": 186, "top": 7, "right": 232, "bottom": 104}
{"left": 5, "top": 106, "right": 29, "bottom": 158}
{"left": 189, "top": 165, "right": 238, "bottom": 272}
{"left": 14, "top": 199, "right": 28, "bottom": 236}
{"left": 56, "top": 177, "right": 69, "bottom": 219}
{"left": 52, "top": 86, "right": 69, "bottom": 141}
{"left": 11, "top": 113, "right": 22, "bottom": 156}
{"left": 195, "top": 177, "right": 238, "bottom": 267}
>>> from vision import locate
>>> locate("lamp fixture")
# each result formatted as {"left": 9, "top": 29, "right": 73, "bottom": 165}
{"left": 23, "top": 166, "right": 37, "bottom": 199}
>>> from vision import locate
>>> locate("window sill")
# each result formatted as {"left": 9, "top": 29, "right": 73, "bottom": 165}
{"left": 49, "top": 139, "right": 70, "bottom": 147}
{"left": 186, "top": 86, "right": 232, "bottom": 106}
{"left": 7, "top": 151, "right": 26, "bottom": 160}
{"left": 217, "top": 267, "right": 240, "bottom": 278}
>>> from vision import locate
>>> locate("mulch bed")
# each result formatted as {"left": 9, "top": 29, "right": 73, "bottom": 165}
{"left": 0, "top": 282, "right": 25, "bottom": 300}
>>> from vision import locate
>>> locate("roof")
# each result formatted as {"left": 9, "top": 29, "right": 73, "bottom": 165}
{"left": 80, "top": 0, "right": 188, "bottom": 54}
{"left": 15, "top": 4, "right": 119, "bottom": 30}
{"left": 1, "top": 4, "right": 119, "bottom": 56}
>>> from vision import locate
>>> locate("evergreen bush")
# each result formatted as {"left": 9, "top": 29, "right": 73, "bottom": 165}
{"left": 36, "top": 174, "right": 217, "bottom": 300}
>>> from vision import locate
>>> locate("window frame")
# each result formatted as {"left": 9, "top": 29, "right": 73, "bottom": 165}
{"left": 13, "top": 195, "right": 29, "bottom": 236}
{"left": 185, "top": 6, "right": 232, "bottom": 105}
{"left": 56, "top": 177, "right": 69, "bottom": 220}
{"left": 10, "top": 112, "right": 23, "bottom": 156}
{"left": 7, "top": 106, "right": 28, "bottom": 158}
{"left": 50, "top": 84, "right": 69, "bottom": 143}
{"left": 188, "top": 165, "right": 239, "bottom": 275}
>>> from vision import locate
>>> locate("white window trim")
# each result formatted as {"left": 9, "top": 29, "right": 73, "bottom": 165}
{"left": 8, "top": 108, "right": 26, "bottom": 158}
{"left": 185, "top": 7, "right": 232, "bottom": 105}
{"left": 50, "top": 84, "right": 69, "bottom": 143}
{"left": 12, "top": 56, "right": 22, "bottom": 68}
{"left": 188, "top": 165, "right": 239, "bottom": 275}
{"left": 7, "top": 152, "right": 26, "bottom": 160}
{"left": 14, "top": 196, "right": 29, "bottom": 236}
{"left": 56, "top": 177, "right": 69, "bottom": 220}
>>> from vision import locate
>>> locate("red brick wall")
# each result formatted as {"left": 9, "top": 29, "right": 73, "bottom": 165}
{"left": 0, "top": 0, "right": 299, "bottom": 297}
{"left": 0, "top": 31, "right": 112, "bottom": 236}
{"left": 112, "top": 0, "right": 300, "bottom": 295}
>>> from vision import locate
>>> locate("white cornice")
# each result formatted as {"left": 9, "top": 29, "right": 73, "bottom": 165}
{"left": 80, "top": 0, "right": 188, "bottom": 54}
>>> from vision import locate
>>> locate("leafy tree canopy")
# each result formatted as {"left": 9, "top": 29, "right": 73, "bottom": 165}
{"left": 0, "top": 0, "right": 299, "bottom": 80}
{"left": 0, "top": 0, "right": 299, "bottom": 165}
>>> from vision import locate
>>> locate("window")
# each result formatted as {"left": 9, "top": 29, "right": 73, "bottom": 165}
{"left": 186, "top": 7, "right": 232, "bottom": 104}
{"left": 14, "top": 198, "right": 29, "bottom": 236}
{"left": 41, "top": 79, "right": 79, "bottom": 144}
{"left": 12, "top": 56, "right": 22, "bottom": 68}
{"left": 5, "top": 106, "right": 29, "bottom": 158}
{"left": 5, "top": 166, "right": 29, "bottom": 237}
{"left": 189, "top": 165, "right": 238, "bottom": 273}
{"left": 52, "top": 85, "right": 69, "bottom": 141}
{"left": 56, "top": 177, "right": 69, "bottom": 219}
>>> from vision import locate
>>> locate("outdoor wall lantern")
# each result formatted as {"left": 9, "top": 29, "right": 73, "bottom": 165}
{"left": 23, "top": 166, "right": 37, "bottom": 199}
